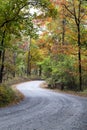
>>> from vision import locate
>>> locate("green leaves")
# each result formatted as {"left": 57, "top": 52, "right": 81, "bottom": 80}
{"left": 41, "top": 54, "right": 79, "bottom": 90}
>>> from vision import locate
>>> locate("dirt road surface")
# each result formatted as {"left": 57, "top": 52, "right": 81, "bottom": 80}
{"left": 0, "top": 81, "right": 87, "bottom": 130}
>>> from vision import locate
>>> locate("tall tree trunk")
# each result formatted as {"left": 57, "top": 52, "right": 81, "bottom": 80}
{"left": 61, "top": 7, "right": 66, "bottom": 90}
{"left": 77, "top": 0, "right": 82, "bottom": 91}
{"left": 77, "top": 23, "right": 82, "bottom": 91}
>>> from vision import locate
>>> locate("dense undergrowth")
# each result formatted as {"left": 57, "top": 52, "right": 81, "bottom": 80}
{"left": 41, "top": 55, "right": 87, "bottom": 91}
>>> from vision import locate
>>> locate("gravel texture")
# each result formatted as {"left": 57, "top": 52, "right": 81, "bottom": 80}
{"left": 0, "top": 81, "right": 87, "bottom": 130}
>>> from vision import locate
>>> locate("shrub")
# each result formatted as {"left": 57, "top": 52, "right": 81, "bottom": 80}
{"left": 41, "top": 55, "right": 79, "bottom": 90}
{"left": 0, "top": 84, "right": 15, "bottom": 107}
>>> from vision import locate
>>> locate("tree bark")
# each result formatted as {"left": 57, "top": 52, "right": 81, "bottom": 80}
{"left": 61, "top": 7, "right": 66, "bottom": 90}
{"left": 62, "top": 7, "right": 66, "bottom": 45}
{"left": 63, "top": 0, "right": 82, "bottom": 91}
{"left": 0, "top": 30, "right": 5, "bottom": 60}
{"left": 76, "top": 0, "right": 82, "bottom": 91}
{"left": 39, "top": 65, "right": 42, "bottom": 76}
{"left": 0, "top": 50, "right": 5, "bottom": 83}
{"left": 0, "top": 30, "right": 5, "bottom": 83}
{"left": 27, "top": 37, "right": 31, "bottom": 76}
{"left": 12, "top": 52, "right": 17, "bottom": 77}
{"left": 77, "top": 23, "right": 82, "bottom": 91}
{"left": 27, "top": 50, "right": 31, "bottom": 76}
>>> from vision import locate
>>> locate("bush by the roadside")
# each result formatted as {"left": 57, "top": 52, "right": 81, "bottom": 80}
{"left": 0, "top": 84, "right": 16, "bottom": 107}
{"left": 0, "top": 76, "right": 42, "bottom": 107}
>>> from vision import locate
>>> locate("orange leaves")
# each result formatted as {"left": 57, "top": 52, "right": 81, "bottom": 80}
{"left": 51, "top": 44, "right": 78, "bottom": 56}
{"left": 45, "top": 17, "right": 53, "bottom": 24}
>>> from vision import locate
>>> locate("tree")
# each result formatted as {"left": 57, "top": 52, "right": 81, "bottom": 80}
{"left": 62, "top": 0, "right": 87, "bottom": 91}
{"left": 0, "top": 0, "right": 57, "bottom": 83}
{"left": 35, "top": 0, "right": 87, "bottom": 91}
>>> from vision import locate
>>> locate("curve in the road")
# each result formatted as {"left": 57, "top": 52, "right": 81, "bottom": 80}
{"left": 0, "top": 81, "right": 87, "bottom": 130}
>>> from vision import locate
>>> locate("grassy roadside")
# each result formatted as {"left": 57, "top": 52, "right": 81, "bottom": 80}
{"left": 41, "top": 82, "right": 87, "bottom": 97}
{"left": 0, "top": 83, "right": 24, "bottom": 107}
{"left": 0, "top": 76, "right": 30, "bottom": 108}
{"left": 0, "top": 75, "right": 42, "bottom": 108}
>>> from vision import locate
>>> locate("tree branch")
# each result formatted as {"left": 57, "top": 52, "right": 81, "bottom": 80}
{"left": 0, "top": 1, "right": 39, "bottom": 28}
{"left": 62, "top": 4, "right": 75, "bottom": 16}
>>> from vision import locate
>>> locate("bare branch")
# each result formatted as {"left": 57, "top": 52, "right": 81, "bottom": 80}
{"left": 62, "top": 4, "right": 74, "bottom": 16}
{"left": 72, "top": 0, "right": 78, "bottom": 25}
{"left": 78, "top": 0, "right": 82, "bottom": 23}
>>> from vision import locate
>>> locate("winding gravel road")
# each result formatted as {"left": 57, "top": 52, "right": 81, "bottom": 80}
{"left": 0, "top": 81, "right": 87, "bottom": 130}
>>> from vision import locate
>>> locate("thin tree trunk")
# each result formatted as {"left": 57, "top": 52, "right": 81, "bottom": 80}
{"left": 61, "top": 7, "right": 66, "bottom": 90}
{"left": 62, "top": 9, "right": 65, "bottom": 45}
{"left": 0, "top": 30, "right": 5, "bottom": 83}
{"left": 0, "top": 50, "right": 5, "bottom": 83}
{"left": 77, "top": 24, "right": 82, "bottom": 91}
{"left": 27, "top": 50, "right": 31, "bottom": 76}
{"left": 27, "top": 37, "right": 31, "bottom": 76}
{"left": 62, "top": 19, "right": 65, "bottom": 45}
{"left": 39, "top": 65, "right": 42, "bottom": 76}
{"left": 77, "top": 0, "right": 82, "bottom": 91}
{"left": 13, "top": 52, "right": 17, "bottom": 77}
{"left": 0, "top": 30, "right": 5, "bottom": 60}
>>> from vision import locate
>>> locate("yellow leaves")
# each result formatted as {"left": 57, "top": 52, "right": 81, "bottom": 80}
{"left": 81, "top": 49, "right": 87, "bottom": 56}
{"left": 19, "top": 24, "right": 24, "bottom": 30}
{"left": 48, "top": 3, "right": 55, "bottom": 9}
